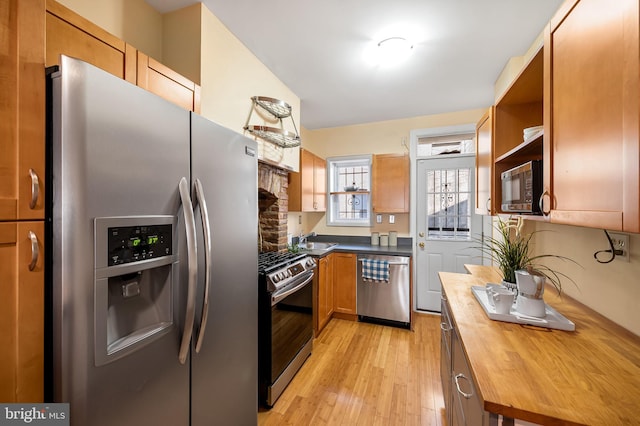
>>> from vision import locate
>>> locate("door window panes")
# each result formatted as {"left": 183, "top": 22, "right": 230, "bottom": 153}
{"left": 426, "top": 168, "right": 471, "bottom": 239}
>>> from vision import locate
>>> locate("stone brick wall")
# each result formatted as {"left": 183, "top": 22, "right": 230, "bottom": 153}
{"left": 258, "top": 163, "right": 289, "bottom": 252}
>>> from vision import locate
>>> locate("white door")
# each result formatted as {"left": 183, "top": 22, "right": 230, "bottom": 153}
{"left": 415, "top": 154, "right": 483, "bottom": 312}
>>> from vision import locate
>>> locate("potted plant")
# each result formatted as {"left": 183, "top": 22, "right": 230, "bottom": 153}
{"left": 476, "top": 216, "right": 577, "bottom": 295}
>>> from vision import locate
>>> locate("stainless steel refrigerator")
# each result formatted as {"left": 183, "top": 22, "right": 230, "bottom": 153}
{"left": 46, "top": 55, "right": 258, "bottom": 426}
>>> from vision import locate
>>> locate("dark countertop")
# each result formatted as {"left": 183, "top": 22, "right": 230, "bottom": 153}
{"left": 300, "top": 235, "right": 413, "bottom": 257}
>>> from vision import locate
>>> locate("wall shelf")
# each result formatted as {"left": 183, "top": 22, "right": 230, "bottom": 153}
{"left": 495, "top": 131, "right": 543, "bottom": 164}
{"left": 244, "top": 95, "right": 301, "bottom": 148}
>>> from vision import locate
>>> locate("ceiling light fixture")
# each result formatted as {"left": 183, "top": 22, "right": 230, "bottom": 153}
{"left": 376, "top": 36, "right": 413, "bottom": 65}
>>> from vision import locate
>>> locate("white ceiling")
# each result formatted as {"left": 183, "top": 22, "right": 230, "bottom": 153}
{"left": 146, "top": 0, "right": 564, "bottom": 130}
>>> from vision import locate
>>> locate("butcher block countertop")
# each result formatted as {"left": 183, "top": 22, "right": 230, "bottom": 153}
{"left": 439, "top": 266, "right": 640, "bottom": 425}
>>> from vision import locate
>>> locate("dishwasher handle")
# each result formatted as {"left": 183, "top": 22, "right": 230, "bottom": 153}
{"left": 358, "top": 259, "right": 409, "bottom": 266}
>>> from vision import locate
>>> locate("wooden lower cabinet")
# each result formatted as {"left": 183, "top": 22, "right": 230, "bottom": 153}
{"left": 0, "top": 222, "right": 45, "bottom": 402}
{"left": 315, "top": 252, "right": 358, "bottom": 336}
{"left": 315, "top": 253, "right": 334, "bottom": 336}
{"left": 333, "top": 252, "right": 357, "bottom": 319}
{"left": 442, "top": 292, "right": 489, "bottom": 426}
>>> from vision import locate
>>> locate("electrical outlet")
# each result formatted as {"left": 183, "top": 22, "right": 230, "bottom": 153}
{"left": 609, "top": 232, "right": 630, "bottom": 262}
{"left": 376, "top": 214, "right": 382, "bottom": 224}
{"left": 389, "top": 215, "right": 395, "bottom": 224}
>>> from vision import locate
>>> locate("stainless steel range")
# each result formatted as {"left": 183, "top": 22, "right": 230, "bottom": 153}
{"left": 258, "top": 251, "right": 315, "bottom": 407}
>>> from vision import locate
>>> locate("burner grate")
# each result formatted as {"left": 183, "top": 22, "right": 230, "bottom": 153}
{"left": 258, "top": 251, "right": 306, "bottom": 274}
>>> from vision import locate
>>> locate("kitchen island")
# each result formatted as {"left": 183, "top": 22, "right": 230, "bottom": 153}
{"left": 439, "top": 266, "right": 640, "bottom": 425}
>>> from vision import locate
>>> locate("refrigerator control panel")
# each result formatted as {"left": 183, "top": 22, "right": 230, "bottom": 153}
{"left": 108, "top": 224, "right": 172, "bottom": 266}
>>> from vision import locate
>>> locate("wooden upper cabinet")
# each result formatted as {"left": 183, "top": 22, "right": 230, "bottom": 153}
{"left": 45, "top": 0, "right": 200, "bottom": 113}
{"left": 45, "top": 0, "right": 136, "bottom": 83}
{"left": 475, "top": 107, "right": 494, "bottom": 215}
{"left": 137, "top": 52, "right": 201, "bottom": 114}
{"left": 289, "top": 149, "right": 326, "bottom": 212}
{"left": 314, "top": 155, "right": 327, "bottom": 211}
{"left": 333, "top": 252, "right": 357, "bottom": 317}
{"left": 373, "top": 153, "right": 409, "bottom": 213}
{"left": 0, "top": 0, "right": 45, "bottom": 221}
{"left": 544, "top": 0, "right": 639, "bottom": 232}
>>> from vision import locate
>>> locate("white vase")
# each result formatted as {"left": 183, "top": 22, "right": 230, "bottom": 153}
{"left": 515, "top": 269, "right": 546, "bottom": 318}
{"left": 501, "top": 280, "right": 517, "bottom": 293}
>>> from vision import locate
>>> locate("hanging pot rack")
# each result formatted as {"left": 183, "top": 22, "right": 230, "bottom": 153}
{"left": 244, "top": 96, "right": 301, "bottom": 148}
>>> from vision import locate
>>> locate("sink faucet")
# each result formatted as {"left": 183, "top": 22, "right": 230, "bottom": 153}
{"left": 299, "top": 232, "right": 316, "bottom": 245}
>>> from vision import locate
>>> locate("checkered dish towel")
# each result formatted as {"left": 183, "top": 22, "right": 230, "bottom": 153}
{"left": 362, "top": 259, "right": 389, "bottom": 283}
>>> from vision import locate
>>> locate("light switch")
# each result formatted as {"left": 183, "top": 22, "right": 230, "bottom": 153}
{"left": 389, "top": 215, "right": 395, "bottom": 224}
{"left": 376, "top": 214, "right": 382, "bottom": 223}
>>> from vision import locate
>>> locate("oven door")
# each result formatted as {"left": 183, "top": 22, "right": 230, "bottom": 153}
{"left": 270, "top": 270, "right": 314, "bottom": 383}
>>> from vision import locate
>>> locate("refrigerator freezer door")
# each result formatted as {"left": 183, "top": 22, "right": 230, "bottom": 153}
{"left": 189, "top": 113, "right": 259, "bottom": 426}
{"left": 50, "top": 56, "right": 191, "bottom": 426}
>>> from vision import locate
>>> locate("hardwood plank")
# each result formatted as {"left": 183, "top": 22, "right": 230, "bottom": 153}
{"left": 258, "top": 314, "right": 446, "bottom": 425}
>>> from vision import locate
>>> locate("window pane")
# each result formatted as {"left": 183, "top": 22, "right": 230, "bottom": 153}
{"left": 327, "top": 155, "right": 372, "bottom": 226}
{"left": 459, "top": 169, "right": 470, "bottom": 192}
{"left": 426, "top": 167, "right": 472, "bottom": 240}
{"left": 458, "top": 193, "right": 469, "bottom": 216}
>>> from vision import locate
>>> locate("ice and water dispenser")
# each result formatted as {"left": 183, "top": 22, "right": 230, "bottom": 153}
{"left": 94, "top": 216, "right": 177, "bottom": 366}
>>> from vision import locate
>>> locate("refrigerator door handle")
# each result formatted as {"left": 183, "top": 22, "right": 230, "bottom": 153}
{"left": 178, "top": 177, "right": 198, "bottom": 364}
{"left": 193, "top": 178, "right": 211, "bottom": 353}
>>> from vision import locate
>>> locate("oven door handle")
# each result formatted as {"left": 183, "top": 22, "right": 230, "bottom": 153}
{"left": 272, "top": 271, "right": 314, "bottom": 306}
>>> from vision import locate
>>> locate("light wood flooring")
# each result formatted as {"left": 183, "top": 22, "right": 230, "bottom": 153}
{"left": 258, "top": 313, "right": 446, "bottom": 425}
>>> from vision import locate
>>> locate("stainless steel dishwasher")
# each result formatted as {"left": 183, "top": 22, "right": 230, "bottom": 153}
{"left": 357, "top": 254, "right": 410, "bottom": 328}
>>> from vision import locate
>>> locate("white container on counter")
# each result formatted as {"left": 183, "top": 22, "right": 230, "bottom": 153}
{"left": 371, "top": 232, "right": 379, "bottom": 245}
{"left": 389, "top": 231, "right": 397, "bottom": 246}
{"left": 379, "top": 234, "right": 389, "bottom": 246}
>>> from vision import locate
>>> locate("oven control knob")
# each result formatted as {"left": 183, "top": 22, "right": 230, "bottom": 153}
{"left": 306, "top": 258, "right": 315, "bottom": 268}
{"left": 272, "top": 274, "right": 281, "bottom": 283}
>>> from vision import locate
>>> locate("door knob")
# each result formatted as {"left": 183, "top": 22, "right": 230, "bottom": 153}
{"left": 418, "top": 242, "right": 425, "bottom": 248}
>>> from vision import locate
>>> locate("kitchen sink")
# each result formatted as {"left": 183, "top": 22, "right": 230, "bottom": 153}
{"left": 299, "top": 242, "right": 338, "bottom": 251}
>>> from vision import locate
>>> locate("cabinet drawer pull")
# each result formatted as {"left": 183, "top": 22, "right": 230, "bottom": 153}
{"left": 29, "top": 169, "right": 40, "bottom": 209}
{"left": 454, "top": 373, "right": 473, "bottom": 399}
{"left": 28, "top": 231, "right": 39, "bottom": 271}
{"left": 486, "top": 197, "right": 491, "bottom": 212}
{"left": 539, "top": 190, "right": 550, "bottom": 216}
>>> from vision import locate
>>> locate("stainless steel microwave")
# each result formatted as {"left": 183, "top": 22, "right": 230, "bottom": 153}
{"left": 501, "top": 160, "right": 542, "bottom": 214}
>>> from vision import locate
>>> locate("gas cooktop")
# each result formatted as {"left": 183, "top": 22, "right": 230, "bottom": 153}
{"left": 258, "top": 251, "right": 307, "bottom": 274}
